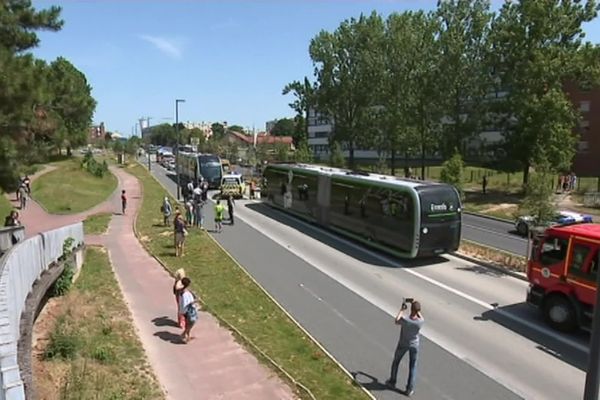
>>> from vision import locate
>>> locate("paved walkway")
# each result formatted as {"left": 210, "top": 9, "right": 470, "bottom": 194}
{"left": 7, "top": 165, "right": 119, "bottom": 238}
{"left": 20, "top": 165, "right": 296, "bottom": 400}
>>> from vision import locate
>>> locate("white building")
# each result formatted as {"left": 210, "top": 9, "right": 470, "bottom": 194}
{"left": 183, "top": 121, "right": 213, "bottom": 140}
{"left": 307, "top": 108, "right": 386, "bottom": 162}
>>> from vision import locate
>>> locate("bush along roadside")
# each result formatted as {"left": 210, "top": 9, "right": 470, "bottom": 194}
{"left": 458, "top": 240, "right": 526, "bottom": 274}
{"left": 129, "top": 163, "right": 370, "bottom": 400}
{"left": 34, "top": 247, "right": 163, "bottom": 400}
{"left": 81, "top": 151, "right": 109, "bottom": 178}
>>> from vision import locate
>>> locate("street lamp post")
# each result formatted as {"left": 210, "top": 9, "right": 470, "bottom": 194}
{"left": 175, "top": 99, "right": 186, "bottom": 201}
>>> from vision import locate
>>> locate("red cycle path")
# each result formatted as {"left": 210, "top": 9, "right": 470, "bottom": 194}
{"left": 13, "top": 166, "right": 296, "bottom": 400}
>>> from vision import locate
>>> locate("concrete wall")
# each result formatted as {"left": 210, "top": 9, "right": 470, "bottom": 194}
{"left": 0, "top": 223, "right": 84, "bottom": 400}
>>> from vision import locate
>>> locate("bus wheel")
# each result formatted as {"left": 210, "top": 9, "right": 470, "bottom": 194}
{"left": 543, "top": 295, "right": 577, "bottom": 332}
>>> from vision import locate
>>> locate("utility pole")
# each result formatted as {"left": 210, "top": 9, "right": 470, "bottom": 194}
{"left": 175, "top": 99, "right": 186, "bottom": 201}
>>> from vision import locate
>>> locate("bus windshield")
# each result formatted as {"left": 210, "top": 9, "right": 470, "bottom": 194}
{"left": 417, "top": 186, "right": 461, "bottom": 222}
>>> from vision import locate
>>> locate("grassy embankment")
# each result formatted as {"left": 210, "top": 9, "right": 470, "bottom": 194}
{"left": 34, "top": 247, "right": 163, "bottom": 400}
{"left": 129, "top": 163, "right": 369, "bottom": 400}
{"left": 31, "top": 158, "right": 117, "bottom": 214}
{"left": 83, "top": 213, "right": 112, "bottom": 235}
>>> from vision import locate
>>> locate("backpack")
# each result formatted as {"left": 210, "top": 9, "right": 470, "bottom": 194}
{"left": 185, "top": 303, "right": 198, "bottom": 323}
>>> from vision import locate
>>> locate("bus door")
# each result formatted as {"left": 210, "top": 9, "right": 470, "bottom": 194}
{"left": 565, "top": 237, "right": 599, "bottom": 305}
{"left": 317, "top": 175, "right": 331, "bottom": 225}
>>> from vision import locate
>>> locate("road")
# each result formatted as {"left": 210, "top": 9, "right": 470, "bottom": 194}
{"left": 145, "top": 158, "right": 588, "bottom": 400}
{"left": 462, "top": 213, "right": 528, "bottom": 256}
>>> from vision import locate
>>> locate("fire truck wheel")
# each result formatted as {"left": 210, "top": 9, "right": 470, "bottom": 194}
{"left": 543, "top": 295, "right": 577, "bottom": 332}
{"left": 516, "top": 222, "right": 528, "bottom": 236}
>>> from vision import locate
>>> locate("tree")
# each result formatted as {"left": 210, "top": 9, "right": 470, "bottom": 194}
{"left": 0, "top": 0, "right": 63, "bottom": 52}
{"left": 440, "top": 150, "right": 465, "bottom": 198}
{"left": 211, "top": 122, "right": 225, "bottom": 140}
{"left": 228, "top": 125, "right": 245, "bottom": 133}
{"left": 147, "top": 123, "right": 177, "bottom": 146}
{"left": 283, "top": 77, "right": 315, "bottom": 145}
{"left": 294, "top": 139, "right": 313, "bottom": 163}
{"left": 270, "top": 118, "right": 296, "bottom": 137}
{"left": 435, "top": 0, "right": 493, "bottom": 158}
{"left": 379, "top": 12, "right": 423, "bottom": 175}
{"left": 519, "top": 161, "right": 556, "bottom": 224}
{"left": 125, "top": 136, "right": 141, "bottom": 155}
{"left": 329, "top": 141, "right": 345, "bottom": 168}
{"left": 490, "top": 0, "right": 599, "bottom": 184}
{"left": 310, "top": 12, "right": 386, "bottom": 168}
{"left": 47, "top": 57, "right": 96, "bottom": 155}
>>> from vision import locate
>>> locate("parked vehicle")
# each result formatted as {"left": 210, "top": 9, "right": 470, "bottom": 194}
{"left": 515, "top": 210, "right": 593, "bottom": 236}
{"left": 527, "top": 222, "right": 600, "bottom": 332}
{"left": 220, "top": 173, "right": 245, "bottom": 199}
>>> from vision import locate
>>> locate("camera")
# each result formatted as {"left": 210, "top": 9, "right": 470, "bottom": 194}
{"left": 401, "top": 297, "right": 414, "bottom": 310}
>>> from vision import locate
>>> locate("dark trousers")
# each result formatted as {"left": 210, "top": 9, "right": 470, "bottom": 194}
{"left": 389, "top": 343, "right": 419, "bottom": 391}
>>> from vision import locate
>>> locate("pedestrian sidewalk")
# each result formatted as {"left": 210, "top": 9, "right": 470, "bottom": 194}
{"left": 28, "top": 165, "right": 296, "bottom": 400}
{"left": 7, "top": 165, "right": 120, "bottom": 238}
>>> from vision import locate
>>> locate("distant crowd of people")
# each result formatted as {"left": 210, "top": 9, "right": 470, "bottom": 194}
{"left": 557, "top": 172, "right": 578, "bottom": 193}
{"left": 160, "top": 179, "right": 236, "bottom": 257}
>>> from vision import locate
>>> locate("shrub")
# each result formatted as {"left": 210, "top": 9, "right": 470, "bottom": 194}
{"left": 80, "top": 154, "right": 108, "bottom": 178}
{"left": 44, "top": 317, "right": 80, "bottom": 360}
{"left": 52, "top": 264, "right": 75, "bottom": 297}
{"left": 440, "top": 150, "right": 465, "bottom": 199}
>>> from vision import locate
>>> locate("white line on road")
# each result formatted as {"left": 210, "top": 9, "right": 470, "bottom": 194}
{"left": 463, "top": 223, "right": 527, "bottom": 243}
{"left": 241, "top": 202, "right": 587, "bottom": 355}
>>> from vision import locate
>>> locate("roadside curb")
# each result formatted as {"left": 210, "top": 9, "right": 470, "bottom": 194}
{"left": 129, "top": 164, "right": 374, "bottom": 400}
{"left": 453, "top": 251, "right": 528, "bottom": 282}
{"left": 464, "top": 211, "right": 513, "bottom": 224}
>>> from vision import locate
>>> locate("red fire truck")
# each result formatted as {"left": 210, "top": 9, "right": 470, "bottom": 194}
{"left": 527, "top": 223, "right": 600, "bottom": 332}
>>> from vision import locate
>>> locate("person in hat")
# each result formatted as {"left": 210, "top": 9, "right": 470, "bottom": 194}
{"left": 173, "top": 268, "right": 186, "bottom": 329}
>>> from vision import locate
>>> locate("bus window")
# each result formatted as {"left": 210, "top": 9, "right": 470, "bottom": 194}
{"left": 540, "top": 236, "right": 569, "bottom": 266}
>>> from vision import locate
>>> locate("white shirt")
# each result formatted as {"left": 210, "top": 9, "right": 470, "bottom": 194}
{"left": 179, "top": 290, "right": 194, "bottom": 314}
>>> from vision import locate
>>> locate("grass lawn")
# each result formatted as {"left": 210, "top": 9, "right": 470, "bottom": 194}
{"left": 0, "top": 191, "right": 14, "bottom": 220}
{"left": 83, "top": 213, "right": 112, "bottom": 235}
{"left": 31, "top": 158, "right": 117, "bottom": 214}
{"left": 129, "top": 163, "right": 369, "bottom": 400}
{"left": 34, "top": 247, "right": 163, "bottom": 400}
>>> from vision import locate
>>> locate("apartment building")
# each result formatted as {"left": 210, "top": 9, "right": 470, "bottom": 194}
{"left": 565, "top": 82, "right": 600, "bottom": 177}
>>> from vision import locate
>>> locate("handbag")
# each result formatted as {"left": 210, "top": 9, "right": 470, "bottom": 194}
{"left": 183, "top": 228, "right": 189, "bottom": 236}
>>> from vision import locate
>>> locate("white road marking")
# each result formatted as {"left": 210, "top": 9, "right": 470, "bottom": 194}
{"left": 238, "top": 202, "right": 587, "bottom": 355}
{"left": 462, "top": 223, "right": 527, "bottom": 243}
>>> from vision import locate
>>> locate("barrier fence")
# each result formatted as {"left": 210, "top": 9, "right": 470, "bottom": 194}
{"left": 0, "top": 223, "right": 84, "bottom": 400}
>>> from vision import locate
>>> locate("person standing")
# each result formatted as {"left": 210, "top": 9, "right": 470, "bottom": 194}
{"left": 194, "top": 198, "right": 204, "bottom": 229}
{"left": 227, "top": 196, "right": 235, "bottom": 225}
{"left": 201, "top": 179, "right": 209, "bottom": 202}
{"left": 214, "top": 199, "right": 225, "bottom": 233}
{"left": 185, "top": 199, "right": 194, "bottom": 226}
{"left": 173, "top": 269, "right": 186, "bottom": 329}
{"left": 179, "top": 277, "right": 198, "bottom": 344}
{"left": 482, "top": 175, "right": 488, "bottom": 195}
{"left": 23, "top": 175, "right": 31, "bottom": 195}
{"left": 385, "top": 300, "right": 424, "bottom": 397}
{"left": 161, "top": 197, "right": 172, "bottom": 226}
{"left": 174, "top": 212, "right": 187, "bottom": 257}
{"left": 121, "top": 190, "right": 127, "bottom": 215}
{"left": 18, "top": 184, "right": 27, "bottom": 210}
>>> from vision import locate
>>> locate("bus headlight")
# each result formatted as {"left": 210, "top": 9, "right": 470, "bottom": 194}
{"left": 422, "top": 227, "right": 428, "bottom": 234}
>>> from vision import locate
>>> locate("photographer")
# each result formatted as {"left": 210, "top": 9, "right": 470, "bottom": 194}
{"left": 385, "top": 298, "right": 424, "bottom": 397}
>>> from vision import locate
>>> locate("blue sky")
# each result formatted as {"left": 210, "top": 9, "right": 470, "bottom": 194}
{"left": 32, "top": 0, "right": 600, "bottom": 137}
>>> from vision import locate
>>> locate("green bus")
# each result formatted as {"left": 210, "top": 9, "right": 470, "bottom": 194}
{"left": 262, "top": 163, "right": 462, "bottom": 258}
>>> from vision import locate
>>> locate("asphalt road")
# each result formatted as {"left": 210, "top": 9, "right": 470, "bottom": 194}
{"left": 462, "top": 213, "right": 528, "bottom": 256}
{"left": 145, "top": 158, "right": 589, "bottom": 400}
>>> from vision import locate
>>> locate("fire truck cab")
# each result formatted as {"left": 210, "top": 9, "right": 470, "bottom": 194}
{"left": 527, "top": 223, "right": 600, "bottom": 332}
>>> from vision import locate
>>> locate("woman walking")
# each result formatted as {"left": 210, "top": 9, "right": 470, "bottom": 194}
{"left": 179, "top": 277, "right": 198, "bottom": 343}
{"left": 172, "top": 269, "right": 186, "bottom": 329}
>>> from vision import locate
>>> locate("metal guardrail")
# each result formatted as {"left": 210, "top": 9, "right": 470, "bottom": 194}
{"left": 584, "top": 192, "right": 600, "bottom": 207}
{"left": 0, "top": 222, "right": 84, "bottom": 400}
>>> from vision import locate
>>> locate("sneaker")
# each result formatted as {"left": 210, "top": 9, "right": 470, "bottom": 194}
{"left": 385, "top": 379, "right": 396, "bottom": 388}
{"left": 405, "top": 389, "right": 414, "bottom": 397}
